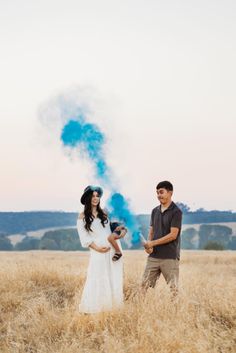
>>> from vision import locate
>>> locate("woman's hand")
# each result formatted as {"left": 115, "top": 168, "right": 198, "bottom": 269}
{"left": 89, "top": 242, "right": 111, "bottom": 253}
{"left": 98, "top": 246, "right": 111, "bottom": 253}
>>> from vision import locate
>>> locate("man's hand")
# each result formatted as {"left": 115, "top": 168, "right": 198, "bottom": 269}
{"left": 145, "top": 247, "right": 153, "bottom": 254}
{"left": 144, "top": 240, "right": 154, "bottom": 249}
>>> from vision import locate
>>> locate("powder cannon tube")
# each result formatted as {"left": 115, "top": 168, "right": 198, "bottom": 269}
{"left": 139, "top": 233, "right": 147, "bottom": 245}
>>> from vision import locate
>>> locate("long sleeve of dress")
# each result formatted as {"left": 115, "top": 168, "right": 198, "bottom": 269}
{"left": 77, "top": 218, "right": 94, "bottom": 248}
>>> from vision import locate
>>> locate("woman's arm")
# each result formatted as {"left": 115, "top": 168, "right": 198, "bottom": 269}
{"left": 77, "top": 213, "right": 110, "bottom": 253}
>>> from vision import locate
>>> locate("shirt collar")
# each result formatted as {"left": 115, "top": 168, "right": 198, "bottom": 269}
{"left": 158, "top": 201, "right": 175, "bottom": 212}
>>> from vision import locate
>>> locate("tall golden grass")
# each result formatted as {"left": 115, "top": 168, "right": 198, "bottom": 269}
{"left": 0, "top": 250, "right": 235, "bottom": 353}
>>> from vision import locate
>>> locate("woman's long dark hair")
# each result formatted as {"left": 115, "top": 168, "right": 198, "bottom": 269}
{"left": 83, "top": 192, "right": 108, "bottom": 232}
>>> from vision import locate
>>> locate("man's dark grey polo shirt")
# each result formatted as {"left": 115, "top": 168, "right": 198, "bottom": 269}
{"left": 149, "top": 201, "right": 182, "bottom": 260}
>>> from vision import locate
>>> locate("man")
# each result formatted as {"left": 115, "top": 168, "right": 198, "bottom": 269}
{"left": 142, "top": 181, "right": 182, "bottom": 295}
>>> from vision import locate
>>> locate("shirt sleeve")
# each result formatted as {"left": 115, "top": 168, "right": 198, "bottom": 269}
{"left": 76, "top": 218, "right": 93, "bottom": 248}
{"left": 150, "top": 209, "right": 154, "bottom": 227}
{"left": 171, "top": 210, "right": 182, "bottom": 229}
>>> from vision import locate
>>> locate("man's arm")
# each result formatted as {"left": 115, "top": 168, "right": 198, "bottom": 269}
{"left": 144, "top": 227, "right": 179, "bottom": 249}
{"left": 148, "top": 209, "right": 154, "bottom": 241}
{"left": 144, "top": 226, "right": 154, "bottom": 254}
{"left": 148, "top": 226, "right": 154, "bottom": 241}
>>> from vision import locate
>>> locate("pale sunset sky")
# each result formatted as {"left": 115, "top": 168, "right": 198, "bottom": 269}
{"left": 0, "top": 0, "right": 235, "bottom": 213}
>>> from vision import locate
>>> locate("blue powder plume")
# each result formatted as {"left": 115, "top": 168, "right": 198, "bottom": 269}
{"left": 60, "top": 118, "right": 109, "bottom": 180}
{"left": 49, "top": 95, "right": 143, "bottom": 246}
{"left": 107, "top": 192, "right": 141, "bottom": 245}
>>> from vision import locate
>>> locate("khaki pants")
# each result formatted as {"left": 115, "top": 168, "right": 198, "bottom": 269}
{"left": 142, "top": 257, "right": 179, "bottom": 293}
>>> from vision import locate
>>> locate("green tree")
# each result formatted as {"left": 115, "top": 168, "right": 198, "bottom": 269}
{"left": 39, "top": 238, "right": 60, "bottom": 250}
{"left": 181, "top": 228, "right": 198, "bottom": 249}
{"left": 14, "top": 236, "right": 40, "bottom": 251}
{"left": 204, "top": 241, "right": 224, "bottom": 250}
{"left": 0, "top": 235, "right": 13, "bottom": 250}
{"left": 199, "top": 224, "right": 232, "bottom": 249}
{"left": 227, "top": 236, "right": 236, "bottom": 250}
{"left": 39, "top": 228, "right": 83, "bottom": 251}
{"left": 176, "top": 203, "right": 190, "bottom": 214}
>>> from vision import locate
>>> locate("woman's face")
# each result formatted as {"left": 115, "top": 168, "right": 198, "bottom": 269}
{"left": 91, "top": 191, "right": 100, "bottom": 207}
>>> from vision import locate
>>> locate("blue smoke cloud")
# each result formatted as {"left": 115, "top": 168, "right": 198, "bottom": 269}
{"left": 60, "top": 117, "right": 110, "bottom": 182}
{"left": 107, "top": 193, "right": 141, "bottom": 244}
{"left": 44, "top": 93, "right": 142, "bottom": 246}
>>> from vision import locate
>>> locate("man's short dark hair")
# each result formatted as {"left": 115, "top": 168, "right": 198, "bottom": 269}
{"left": 156, "top": 181, "right": 173, "bottom": 191}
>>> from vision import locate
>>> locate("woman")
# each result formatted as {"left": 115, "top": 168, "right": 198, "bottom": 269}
{"left": 76, "top": 185, "right": 127, "bottom": 313}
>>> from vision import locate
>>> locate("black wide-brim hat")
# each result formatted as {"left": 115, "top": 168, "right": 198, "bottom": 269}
{"left": 80, "top": 185, "right": 103, "bottom": 205}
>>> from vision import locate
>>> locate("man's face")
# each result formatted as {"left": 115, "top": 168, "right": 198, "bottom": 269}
{"left": 156, "top": 188, "right": 172, "bottom": 204}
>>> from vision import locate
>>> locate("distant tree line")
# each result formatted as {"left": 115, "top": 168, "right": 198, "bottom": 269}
{"left": 0, "top": 211, "right": 77, "bottom": 235}
{"left": 1, "top": 206, "right": 236, "bottom": 235}
{"left": 0, "top": 229, "right": 83, "bottom": 251}
{"left": 181, "top": 224, "right": 236, "bottom": 250}
{"left": 1, "top": 223, "right": 236, "bottom": 251}
{"left": 1, "top": 205, "right": 236, "bottom": 251}
{"left": 176, "top": 202, "right": 236, "bottom": 223}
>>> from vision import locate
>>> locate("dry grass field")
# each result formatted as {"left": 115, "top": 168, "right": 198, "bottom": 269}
{"left": 0, "top": 250, "right": 235, "bottom": 353}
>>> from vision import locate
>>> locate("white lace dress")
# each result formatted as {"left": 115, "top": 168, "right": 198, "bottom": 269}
{"left": 76, "top": 217, "right": 124, "bottom": 313}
